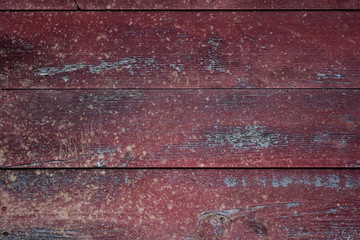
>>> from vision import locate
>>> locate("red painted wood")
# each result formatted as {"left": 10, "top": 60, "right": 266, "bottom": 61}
{"left": 1, "top": 12, "right": 360, "bottom": 89}
{"left": 0, "top": 90, "right": 359, "bottom": 168}
{"left": 77, "top": 0, "right": 359, "bottom": 9}
{"left": 0, "top": 0, "right": 77, "bottom": 9}
{"left": 1, "top": 169, "right": 360, "bottom": 239}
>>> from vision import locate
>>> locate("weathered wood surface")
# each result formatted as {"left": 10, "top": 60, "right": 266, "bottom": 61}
{"left": 77, "top": 0, "right": 360, "bottom": 9}
{"left": 0, "top": 0, "right": 77, "bottom": 9}
{"left": 1, "top": 0, "right": 358, "bottom": 9}
{"left": 1, "top": 169, "right": 360, "bottom": 239}
{"left": 1, "top": 89, "right": 359, "bottom": 168}
{"left": 1, "top": 12, "right": 360, "bottom": 89}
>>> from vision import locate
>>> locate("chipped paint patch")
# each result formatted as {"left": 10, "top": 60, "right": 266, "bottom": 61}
{"left": 224, "top": 177, "right": 238, "bottom": 187}
{"left": 236, "top": 77, "right": 251, "bottom": 88}
{"left": 218, "top": 174, "right": 358, "bottom": 189}
{"left": 313, "top": 133, "right": 331, "bottom": 143}
{"left": 124, "top": 176, "right": 131, "bottom": 185}
{"left": 270, "top": 174, "right": 343, "bottom": 188}
{"left": 36, "top": 57, "right": 159, "bottom": 76}
{"left": 312, "top": 133, "right": 351, "bottom": 148}
{"left": 345, "top": 175, "right": 360, "bottom": 188}
{"left": 203, "top": 35, "right": 227, "bottom": 73}
{"left": 272, "top": 177, "right": 293, "bottom": 187}
{"left": 314, "top": 174, "right": 340, "bottom": 188}
{"left": 37, "top": 63, "right": 87, "bottom": 76}
{"left": 170, "top": 63, "right": 184, "bottom": 73}
{"left": 317, "top": 70, "right": 344, "bottom": 80}
{"left": 205, "top": 125, "right": 281, "bottom": 150}
{"left": 242, "top": 177, "right": 247, "bottom": 187}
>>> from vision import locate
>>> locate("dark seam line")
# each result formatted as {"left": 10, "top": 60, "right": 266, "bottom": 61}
{"left": 0, "top": 9, "right": 360, "bottom": 12}
{"left": 74, "top": 0, "right": 80, "bottom": 10}
{"left": 1, "top": 88, "right": 360, "bottom": 91}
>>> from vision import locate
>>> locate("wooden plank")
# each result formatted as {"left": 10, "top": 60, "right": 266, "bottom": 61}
{"left": 1, "top": 169, "right": 360, "bottom": 239}
{"left": 0, "top": 89, "right": 359, "bottom": 168}
{"left": 77, "top": 0, "right": 360, "bottom": 9}
{"left": 0, "top": 0, "right": 77, "bottom": 10}
{"left": 1, "top": 12, "right": 360, "bottom": 89}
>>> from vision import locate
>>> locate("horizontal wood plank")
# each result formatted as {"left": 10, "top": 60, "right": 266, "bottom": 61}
{"left": 0, "top": 0, "right": 77, "bottom": 9}
{"left": 77, "top": 0, "right": 360, "bottom": 9}
{"left": 1, "top": 169, "right": 360, "bottom": 239}
{"left": 0, "top": 90, "right": 359, "bottom": 168}
{"left": 1, "top": 12, "right": 360, "bottom": 89}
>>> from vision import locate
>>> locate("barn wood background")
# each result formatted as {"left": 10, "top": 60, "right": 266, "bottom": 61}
{"left": 0, "top": 0, "right": 360, "bottom": 239}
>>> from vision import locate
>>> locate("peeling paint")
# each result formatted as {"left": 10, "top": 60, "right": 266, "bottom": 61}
{"left": 236, "top": 77, "right": 252, "bottom": 88}
{"left": 203, "top": 35, "right": 227, "bottom": 73}
{"left": 313, "top": 133, "right": 331, "bottom": 143}
{"left": 89, "top": 59, "right": 138, "bottom": 74}
{"left": 271, "top": 174, "right": 343, "bottom": 188}
{"left": 170, "top": 63, "right": 184, "bottom": 73}
{"left": 242, "top": 177, "right": 247, "bottom": 187}
{"left": 37, "top": 63, "right": 87, "bottom": 76}
{"left": 317, "top": 70, "right": 344, "bottom": 80}
{"left": 36, "top": 57, "right": 159, "bottom": 76}
{"left": 345, "top": 175, "right": 360, "bottom": 188}
{"left": 124, "top": 176, "right": 131, "bottom": 185}
{"left": 205, "top": 125, "right": 281, "bottom": 150}
{"left": 224, "top": 177, "right": 238, "bottom": 187}
{"left": 315, "top": 175, "right": 340, "bottom": 188}
{"left": 312, "top": 133, "right": 350, "bottom": 147}
{"left": 62, "top": 76, "right": 69, "bottom": 82}
{"left": 272, "top": 177, "right": 293, "bottom": 187}
{"left": 328, "top": 174, "right": 340, "bottom": 188}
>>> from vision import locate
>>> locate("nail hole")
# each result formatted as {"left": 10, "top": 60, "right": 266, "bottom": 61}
{"left": 2, "top": 206, "right": 7, "bottom": 211}
{"left": 2, "top": 96, "right": 7, "bottom": 101}
{"left": 3, "top": 232, "right": 9, "bottom": 236}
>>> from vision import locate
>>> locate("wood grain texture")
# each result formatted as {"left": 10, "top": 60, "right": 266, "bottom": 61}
{"left": 1, "top": 90, "right": 359, "bottom": 168}
{"left": 0, "top": 0, "right": 77, "bottom": 9}
{"left": 1, "top": 12, "right": 360, "bottom": 89}
{"left": 1, "top": 169, "right": 360, "bottom": 239}
{"left": 77, "top": 0, "right": 360, "bottom": 9}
